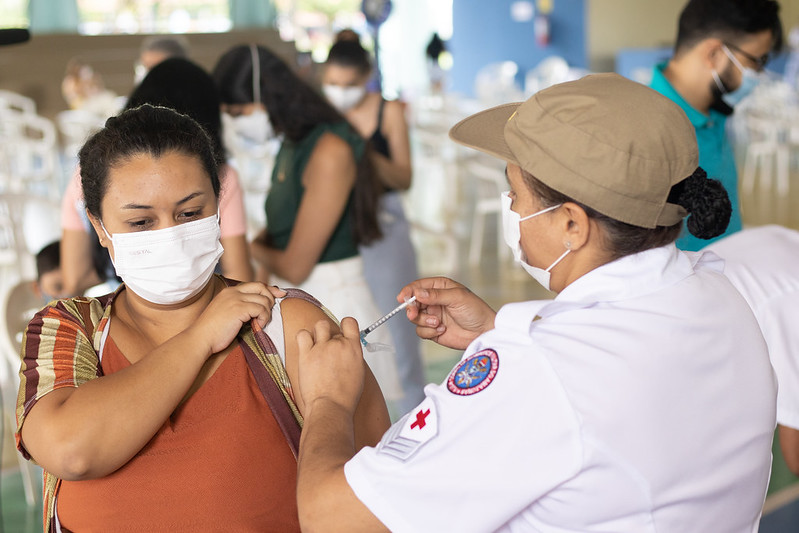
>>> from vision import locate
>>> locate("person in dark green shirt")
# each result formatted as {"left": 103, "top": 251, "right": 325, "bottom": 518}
{"left": 213, "top": 45, "right": 403, "bottom": 405}
{"left": 649, "top": 0, "right": 783, "bottom": 251}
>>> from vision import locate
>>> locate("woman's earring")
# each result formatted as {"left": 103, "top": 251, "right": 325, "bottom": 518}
{"left": 565, "top": 241, "right": 572, "bottom": 249}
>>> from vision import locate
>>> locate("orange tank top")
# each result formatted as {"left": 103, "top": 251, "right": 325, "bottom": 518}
{"left": 56, "top": 335, "right": 300, "bottom": 532}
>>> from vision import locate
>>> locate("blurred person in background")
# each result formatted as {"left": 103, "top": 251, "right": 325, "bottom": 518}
{"left": 323, "top": 37, "right": 425, "bottom": 412}
{"left": 425, "top": 32, "right": 448, "bottom": 93}
{"left": 213, "top": 44, "right": 403, "bottom": 408}
{"left": 649, "top": 0, "right": 783, "bottom": 251}
{"left": 61, "top": 57, "right": 122, "bottom": 118}
{"left": 35, "top": 241, "right": 64, "bottom": 302}
{"left": 134, "top": 35, "right": 190, "bottom": 85}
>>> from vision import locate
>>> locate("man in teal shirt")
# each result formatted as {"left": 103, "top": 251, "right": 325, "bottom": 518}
{"left": 650, "top": 0, "right": 782, "bottom": 251}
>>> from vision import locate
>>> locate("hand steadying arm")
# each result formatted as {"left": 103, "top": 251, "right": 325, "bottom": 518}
{"left": 295, "top": 318, "right": 390, "bottom": 533}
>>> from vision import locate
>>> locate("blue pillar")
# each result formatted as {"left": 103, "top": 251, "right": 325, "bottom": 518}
{"left": 450, "top": 0, "right": 586, "bottom": 97}
{"left": 28, "top": 0, "right": 80, "bottom": 34}
{"left": 229, "top": 0, "right": 277, "bottom": 28}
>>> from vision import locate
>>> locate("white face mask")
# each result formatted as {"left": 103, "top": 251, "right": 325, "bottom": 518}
{"left": 227, "top": 109, "right": 274, "bottom": 145}
{"left": 224, "top": 44, "right": 275, "bottom": 146}
{"left": 322, "top": 84, "right": 367, "bottom": 112}
{"left": 500, "top": 191, "right": 569, "bottom": 291}
{"left": 102, "top": 214, "right": 224, "bottom": 305}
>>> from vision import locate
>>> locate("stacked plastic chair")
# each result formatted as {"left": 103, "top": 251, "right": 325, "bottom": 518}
{"left": 465, "top": 157, "right": 511, "bottom": 266}
{"left": 735, "top": 78, "right": 799, "bottom": 224}
{"left": 0, "top": 192, "right": 59, "bottom": 508}
{"left": 0, "top": 90, "right": 63, "bottom": 200}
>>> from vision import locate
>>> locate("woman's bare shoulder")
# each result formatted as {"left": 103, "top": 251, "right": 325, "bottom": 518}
{"left": 279, "top": 296, "right": 339, "bottom": 333}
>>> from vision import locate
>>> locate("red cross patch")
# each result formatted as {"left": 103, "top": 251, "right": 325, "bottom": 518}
{"left": 378, "top": 397, "right": 438, "bottom": 462}
{"left": 410, "top": 408, "right": 431, "bottom": 430}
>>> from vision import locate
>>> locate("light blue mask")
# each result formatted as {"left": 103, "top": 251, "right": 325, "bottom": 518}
{"left": 712, "top": 45, "right": 761, "bottom": 108}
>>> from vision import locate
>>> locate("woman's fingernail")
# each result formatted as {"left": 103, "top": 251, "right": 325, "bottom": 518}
{"left": 426, "top": 317, "right": 437, "bottom": 326}
{"left": 420, "top": 289, "right": 429, "bottom": 298}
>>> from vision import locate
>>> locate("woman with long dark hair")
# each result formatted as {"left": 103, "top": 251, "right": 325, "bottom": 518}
{"left": 213, "top": 44, "right": 401, "bottom": 403}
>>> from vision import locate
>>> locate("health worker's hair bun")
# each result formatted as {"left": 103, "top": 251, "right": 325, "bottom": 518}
{"left": 676, "top": 167, "right": 731, "bottom": 239}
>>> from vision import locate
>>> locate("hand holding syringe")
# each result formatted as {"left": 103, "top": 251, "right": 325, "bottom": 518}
{"left": 359, "top": 296, "right": 417, "bottom": 347}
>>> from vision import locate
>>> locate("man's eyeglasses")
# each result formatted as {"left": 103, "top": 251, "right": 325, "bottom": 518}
{"left": 725, "top": 42, "right": 770, "bottom": 70}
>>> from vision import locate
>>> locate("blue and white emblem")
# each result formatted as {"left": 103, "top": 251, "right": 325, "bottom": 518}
{"left": 447, "top": 348, "right": 499, "bottom": 396}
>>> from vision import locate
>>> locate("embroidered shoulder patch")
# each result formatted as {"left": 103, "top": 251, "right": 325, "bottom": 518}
{"left": 378, "top": 397, "right": 438, "bottom": 462}
{"left": 447, "top": 349, "right": 499, "bottom": 396}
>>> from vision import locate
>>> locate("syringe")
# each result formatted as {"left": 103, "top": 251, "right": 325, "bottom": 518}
{"left": 360, "top": 296, "right": 417, "bottom": 346}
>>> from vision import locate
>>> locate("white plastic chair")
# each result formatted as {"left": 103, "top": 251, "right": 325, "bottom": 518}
{"left": 525, "top": 56, "right": 590, "bottom": 97}
{"left": 405, "top": 127, "right": 460, "bottom": 277}
{"left": 525, "top": 56, "right": 570, "bottom": 96}
{"left": 464, "top": 158, "right": 511, "bottom": 266}
{"left": 475, "top": 61, "right": 523, "bottom": 107}
{"left": 0, "top": 109, "right": 63, "bottom": 199}
{"left": 0, "top": 89, "right": 36, "bottom": 116}
{"left": 0, "top": 279, "right": 44, "bottom": 506}
{"left": 57, "top": 109, "right": 105, "bottom": 160}
{"left": 0, "top": 193, "right": 61, "bottom": 282}
{"left": 740, "top": 113, "right": 794, "bottom": 222}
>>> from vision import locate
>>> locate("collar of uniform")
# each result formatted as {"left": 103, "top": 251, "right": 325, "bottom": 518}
{"left": 650, "top": 62, "right": 712, "bottom": 129}
{"left": 533, "top": 244, "right": 724, "bottom": 321}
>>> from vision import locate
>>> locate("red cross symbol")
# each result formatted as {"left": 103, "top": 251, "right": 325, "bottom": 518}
{"left": 410, "top": 408, "right": 431, "bottom": 430}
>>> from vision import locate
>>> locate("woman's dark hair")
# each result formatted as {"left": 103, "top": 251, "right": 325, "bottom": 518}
{"left": 213, "top": 44, "right": 345, "bottom": 141}
{"left": 126, "top": 57, "right": 225, "bottom": 166}
{"left": 35, "top": 241, "right": 60, "bottom": 280}
{"left": 78, "top": 104, "right": 220, "bottom": 220}
{"left": 325, "top": 40, "right": 371, "bottom": 75}
{"left": 212, "top": 44, "right": 381, "bottom": 245}
{"left": 522, "top": 167, "right": 731, "bottom": 260}
{"left": 426, "top": 33, "right": 446, "bottom": 61}
{"left": 675, "top": 0, "right": 783, "bottom": 54}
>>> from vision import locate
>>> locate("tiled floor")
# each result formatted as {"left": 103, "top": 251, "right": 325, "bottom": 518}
{"left": 1, "top": 467, "right": 43, "bottom": 533}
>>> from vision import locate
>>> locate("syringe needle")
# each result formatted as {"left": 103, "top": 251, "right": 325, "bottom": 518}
{"left": 360, "top": 296, "right": 417, "bottom": 343}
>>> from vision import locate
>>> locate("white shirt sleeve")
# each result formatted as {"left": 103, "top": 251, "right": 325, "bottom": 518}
{"left": 344, "top": 339, "right": 582, "bottom": 533}
{"left": 759, "top": 293, "right": 799, "bottom": 429}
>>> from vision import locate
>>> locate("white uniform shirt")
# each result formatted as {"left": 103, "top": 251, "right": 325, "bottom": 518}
{"left": 708, "top": 225, "right": 799, "bottom": 429}
{"left": 345, "top": 244, "right": 776, "bottom": 532}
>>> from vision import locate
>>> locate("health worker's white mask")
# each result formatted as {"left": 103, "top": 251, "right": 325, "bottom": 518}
{"left": 322, "top": 84, "right": 367, "bottom": 113}
{"left": 102, "top": 214, "right": 224, "bottom": 305}
{"left": 500, "top": 191, "right": 569, "bottom": 291}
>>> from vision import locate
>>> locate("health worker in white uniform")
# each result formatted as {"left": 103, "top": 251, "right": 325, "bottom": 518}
{"left": 293, "top": 74, "right": 777, "bottom": 533}
{"left": 707, "top": 225, "right": 799, "bottom": 476}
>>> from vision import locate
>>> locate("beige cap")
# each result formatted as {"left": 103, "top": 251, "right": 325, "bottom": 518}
{"left": 449, "top": 73, "right": 698, "bottom": 228}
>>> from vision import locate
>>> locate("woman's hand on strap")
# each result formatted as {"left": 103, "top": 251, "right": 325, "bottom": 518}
{"left": 398, "top": 277, "right": 496, "bottom": 350}
{"left": 188, "top": 282, "right": 286, "bottom": 355}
